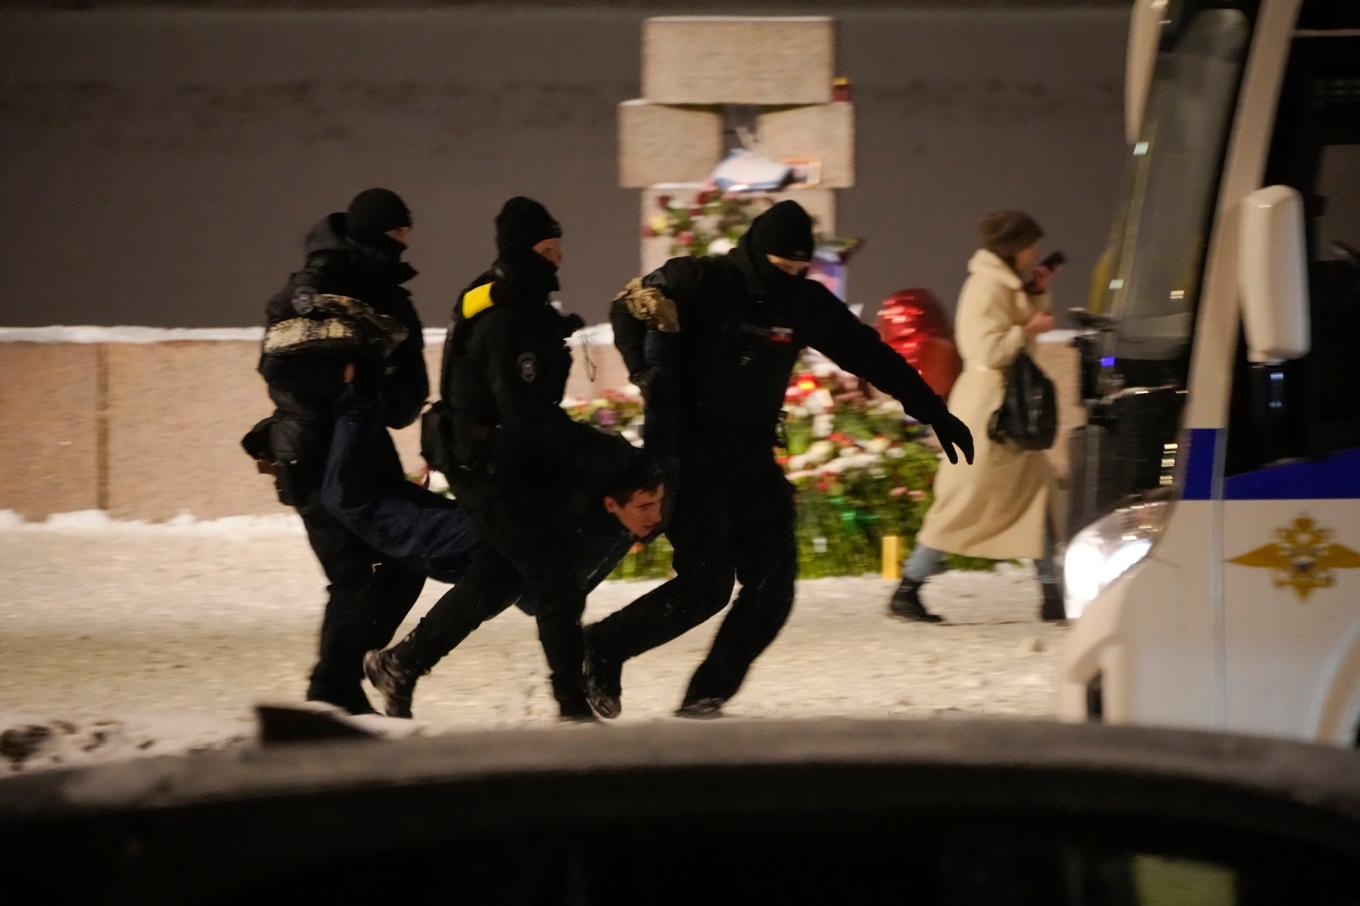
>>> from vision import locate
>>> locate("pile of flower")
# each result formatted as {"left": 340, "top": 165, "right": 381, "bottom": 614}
{"left": 587, "top": 362, "right": 967, "bottom": 581}
{"left": 643, "top": 188, "right": 771, "bottom": 258}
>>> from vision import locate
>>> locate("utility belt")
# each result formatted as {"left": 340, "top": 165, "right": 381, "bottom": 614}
{"left": 421, "top": 401, "right": 498, "bottom": 475}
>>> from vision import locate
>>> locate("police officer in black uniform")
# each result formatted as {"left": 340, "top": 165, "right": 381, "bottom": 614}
{"left": 363, "top": 197, "right": 602, "bottom": 720}
{"left": 586, "top": 200, "right": 975, "bottom": 718}
{"left": 248, "top": 187, "right": 428, "bottom": 715}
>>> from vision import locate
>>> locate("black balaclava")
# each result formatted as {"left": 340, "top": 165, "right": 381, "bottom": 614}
{"left": 345, "top": 188, "right": 412, "bottom": 257}
{"left": 740, "top": 200, "right": 815, "bottom": 300}
{"left": 494, "top": 196, "right": 562, "bottom": 296}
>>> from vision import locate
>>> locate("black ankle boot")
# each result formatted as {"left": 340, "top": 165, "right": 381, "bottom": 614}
{"left": 1040, "top": 583, "right": 1067, "bottom": 622}
{"left": 584, "top": 639, "right": 623, "bottom": 720}
{"left": 888, "top": 578, "right": 944, "bottom": 623}
{"left": 675, "top": 697, "right": 725, "bottom": 719}
{"left": 362, "top": 635, "right": 429, "bottom": 719}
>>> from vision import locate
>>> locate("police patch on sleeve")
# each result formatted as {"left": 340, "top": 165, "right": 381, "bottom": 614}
{"left": 517, "top": 352, "right": 538, "bottom": 383}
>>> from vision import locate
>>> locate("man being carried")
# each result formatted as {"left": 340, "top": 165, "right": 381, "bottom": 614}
{"left": 362, "top": 198, "right": 621, "bottom": 721}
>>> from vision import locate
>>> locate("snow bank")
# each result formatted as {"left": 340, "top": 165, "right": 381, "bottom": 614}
{"left": 0, "top": 509, "right": 303, "bottom": 536}
{"left": 0, "top": 323, "right": 615, "bottom": 347}
{"left": 0, "top": 712, "right": 253, "bottom": 776}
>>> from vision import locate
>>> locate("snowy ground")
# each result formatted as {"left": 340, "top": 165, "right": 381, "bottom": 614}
{"left": 0, "top": 515, "right": 1068, "bottom": 774}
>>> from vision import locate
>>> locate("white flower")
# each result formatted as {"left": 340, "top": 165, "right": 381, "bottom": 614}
{"left": 838, "top": 446, "right": 858, "bottom": 458}
{"left": 865, "top": 436, "right": 892, "bottom": 454}
{"left": 812, "top": 414, "right": 834, "bottom": 439}
{"left": 806, "top": 388, "right": 835, "bottom": 414}
{"left": 708, "top": 237, "right": 735, "bottom": 255}
{"left": 885, "top": 447, "right": 906, "bottom": 459}
{"left": 802, "top": 440, "right": 836, "bottom": 465}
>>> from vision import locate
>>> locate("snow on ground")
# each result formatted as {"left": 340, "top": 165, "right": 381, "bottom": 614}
{"left": 0, "top": 519, "right": 1067, "bottom": 775}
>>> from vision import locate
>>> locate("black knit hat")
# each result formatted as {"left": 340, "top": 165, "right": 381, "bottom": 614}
{"left": 748, "top": 200, "right": 815, "bottom": 262}
{"left": 345, "top": 188, "right": 412, "bottom": 245}
{"left": 980, "top": 210, "right": 1044, "bottom": 259}
{"left": 495, "top": 196, "right": 562, "bottom": 254}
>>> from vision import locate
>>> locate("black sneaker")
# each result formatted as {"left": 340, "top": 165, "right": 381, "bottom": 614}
{"left": 888, "top": 579, "right": 945, "bottom": 623}
{"left": 362, "top": 648, "right": 419, "bottom": 719}
{"left": 584, "top": 645, "right": 623, "bottom": 720}
{"left": 675, "top": 697, "right": 725, "bottom": 719}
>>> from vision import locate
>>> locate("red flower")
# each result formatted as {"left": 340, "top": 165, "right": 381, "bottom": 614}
{"left": 656, "top": 194, "right": 672, "bottom": 209}
{"left": 678, "top": 230, "right": 695, "bottom": 246}
{"left": 695, "top": 189, "right": 714, "bottom": 205}
{"left": 641, "top": 225, "right": 658, "bottom": 238}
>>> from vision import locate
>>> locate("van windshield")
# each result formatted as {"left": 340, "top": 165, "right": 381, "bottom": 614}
{"left": 1097, "top": 4, "right": 1253, "bottom": 371}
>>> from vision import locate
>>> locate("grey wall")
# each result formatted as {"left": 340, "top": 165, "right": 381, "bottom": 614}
{"left": 0, "top": 6, "right": 1127, "bottom": 329}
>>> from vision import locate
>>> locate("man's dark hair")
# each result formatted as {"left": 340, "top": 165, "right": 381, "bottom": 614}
{"left": 604, "top": 453, "right": 665, "bottom": 506}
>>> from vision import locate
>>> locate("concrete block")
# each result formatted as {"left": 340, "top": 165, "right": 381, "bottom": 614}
{"left": 0, "top": 343, "right": 101, "bottom": 519}
{"left": 638, "top": 184, "right": 836, "bottom": 277}
{"left": 619, "top": 100, "right": 725, "bottom": 188}
{"left": 105, "top": 341, "right": 287, "bottom": 520}
{"left": 642, "top": 17, "right": 835, "bottom": 105}
{"left": 757, "top": 102, "right": 855, "bottom": 188}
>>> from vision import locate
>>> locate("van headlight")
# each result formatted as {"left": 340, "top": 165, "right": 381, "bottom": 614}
{"left": 1064, "top": 499, "right": 1170, "bottom": 619}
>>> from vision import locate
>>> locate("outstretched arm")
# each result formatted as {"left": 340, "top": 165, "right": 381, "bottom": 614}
{"left": 807, "top": 291, "right": 974, "bottom": 465}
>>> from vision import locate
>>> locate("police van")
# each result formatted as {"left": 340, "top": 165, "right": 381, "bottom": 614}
{"left": 1058, "top": 0, "right": 1360, "bottom": 745}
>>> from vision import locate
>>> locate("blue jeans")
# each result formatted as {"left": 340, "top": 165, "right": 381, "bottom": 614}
{"left": 903, "top": 520, "right": 1060, "bottom": 588}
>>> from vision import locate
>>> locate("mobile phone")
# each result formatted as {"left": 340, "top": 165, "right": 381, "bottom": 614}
{"left": 1041, "top": 251, "right": 1067, "bottom": 269}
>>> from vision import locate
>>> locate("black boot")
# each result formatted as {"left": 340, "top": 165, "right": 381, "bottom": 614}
{"left": 888, "top": 578, "right": 944, "bottom": 623}
{"left": 584, "top": 636, "right": 623, "bottom": 720}
{"left": 1040, "top": 583, "right": 1067, "bottom": 622}
{"left": 362, "top": 633, "right": 430, "bottom": 719}
{"left": 558, "top": 696, "right": 600, "bottom": 723}
{"left": 554, "top": 677, "right": 599, "bottom": 723}
{"left": 675, "top": 697, "right": 725, "bottom": 719}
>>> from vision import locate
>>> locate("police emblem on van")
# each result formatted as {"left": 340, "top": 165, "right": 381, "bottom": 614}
{"left": 1229, "top": 516, "right": 1360, "bottom": 600}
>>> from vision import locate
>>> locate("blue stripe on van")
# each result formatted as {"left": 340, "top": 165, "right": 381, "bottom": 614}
{"left": 1223, "top": 446, "right": 1360, "bottom": 500}
{"left": 1181, "top": 428, "right": 1360, "bottom": 500}
{"left": 1182, "top": 429, "right": 1219, "bottom": 500}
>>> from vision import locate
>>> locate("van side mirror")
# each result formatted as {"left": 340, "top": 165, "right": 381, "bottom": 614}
{"left": 1239, "top": 185, "right": 1310, "bottom": 363}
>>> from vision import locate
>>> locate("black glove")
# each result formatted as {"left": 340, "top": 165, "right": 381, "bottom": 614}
{"left": 931, "top": 411, "right": 975, "bottom": 465}
{"left": 560, "top": 312, "right": 586, "bottom": 338}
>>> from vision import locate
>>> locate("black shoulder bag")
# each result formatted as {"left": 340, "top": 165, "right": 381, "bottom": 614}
{"left": 987, "top": 350, "right": 1057, "bottom": 451}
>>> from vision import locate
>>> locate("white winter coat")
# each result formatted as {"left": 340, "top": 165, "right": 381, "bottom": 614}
{"left": 915, "top": 249, "right": 1054, "bottom": 560}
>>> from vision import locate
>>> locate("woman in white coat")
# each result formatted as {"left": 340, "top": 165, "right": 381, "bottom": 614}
{"left": 887, "top": 211, "right": 1064, "bottom": 623}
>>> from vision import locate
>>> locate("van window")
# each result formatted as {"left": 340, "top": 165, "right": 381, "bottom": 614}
{"left": 1226, "top": 36, "right": 1360, "bottom": 475}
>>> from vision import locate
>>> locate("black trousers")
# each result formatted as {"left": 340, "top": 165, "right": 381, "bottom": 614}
{"left": 403, "top": 472, "right": 589, "bottom": 711}
{"left": 297, "top": 494, "right": 426, "bottom": 709}
{"left": 588, "top": 449, "right": 797, "bottom": 706}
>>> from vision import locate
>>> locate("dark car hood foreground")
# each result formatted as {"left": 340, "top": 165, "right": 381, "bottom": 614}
{"left": 2, "top": 718, "right": 1357, "bottom": 905}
